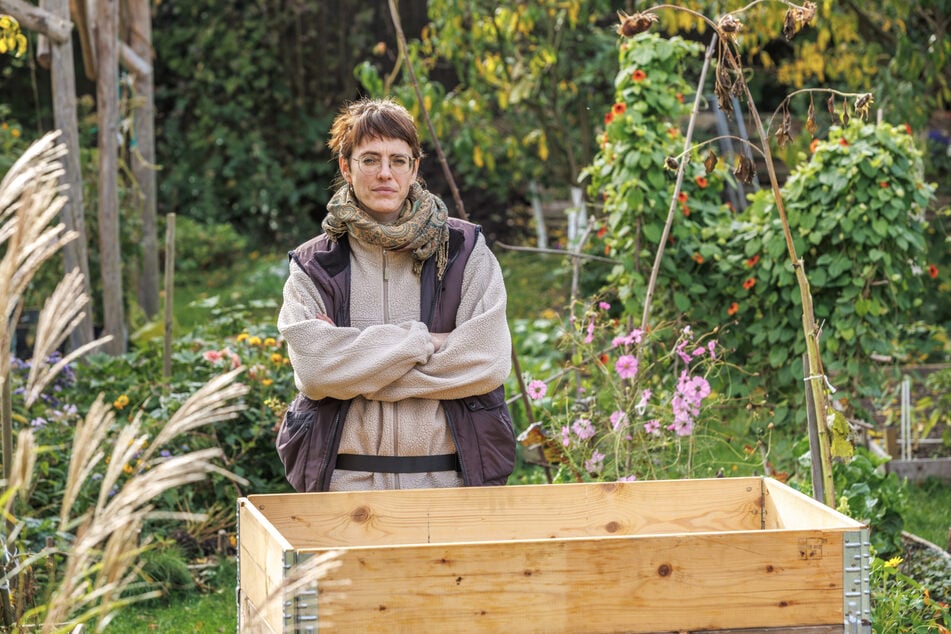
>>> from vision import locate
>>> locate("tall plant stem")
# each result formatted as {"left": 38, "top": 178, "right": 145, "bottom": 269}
{"left": 639, "top": 34, "right": 718, "bottom": 332}
{"left": 720, "top": 39, "right": 835, "bottom": 506}
{"left": 387, "top": 0, "right": 467, "bottom": 220}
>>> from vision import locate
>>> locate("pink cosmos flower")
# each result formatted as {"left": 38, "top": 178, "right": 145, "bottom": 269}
{"left": 527, "top": 379, "right": 547, "bottom": 400}
{"left": 615, "top": 354, "right": 638, "bottom": 379}
{"left": 598, "top": 301, "right": 611, "bottom": 310}
{"left": 707, "top": 340, "right": 717, "bottom": 359}
{"left": 584, "top": 317, "right": 595, "bottom": 343}
{"left": 636, "top": 389, "right": 651, "bottom": 414}
{"left": 618, "top": 474, "right": 638, "bottom": 482}
{"left": 585, "top": 450, "right": 605, "bottom": 474}
{"left": 203, "top": 350, "right": 223, "bottom": 363}
{"left": 644, "top": 419, "right": 661, "bottom": 435}
{"left": 572, "top": 417, "right": 595, "bottom": 440}
{"left": 561, "top": 425, "right": 571, "bottom": 447}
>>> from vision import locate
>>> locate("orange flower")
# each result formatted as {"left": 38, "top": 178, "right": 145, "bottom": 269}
{"left": 612, "top": 102, "right": 627, "bottom": 116}
{"left": 745, "top": 254, "right": 760, "bottom": 267}
{"left": 596, "top": 225, "right": 608, "bottom": 238}
{"left": 839, "top": 138, "right": 849, "bottom": 147}
{"left": 675, "top": 92, "right": 684, "bottom": 103}
{"left": 727, "top": 302, "right": 739, "bottom": 316}
{"left": 667, "top": 127, "right": 679, "bottom": 138}
{"left": 677, "top": 191, "right": 688, "bottom": 203}
{"left": 903, "top": 123, "right": 912, "bottom": 135}
{"left": 928, "top": 264, "right": 939, "bottom": 279}
{"left": 809, "top": 138, "right": 819, "bottom": 153}
{"left": 681, "top": 205, "right": 690, "bottom": 217}
{"left": 692, "top": 253, "right": 704, "bottom": 264}
{"left": 632, "top": 69, "right": 646, "bottom": 82}
{"left": 695, "top": 175, "right": 708, "bottom": 189}
{"left": 880, "top": 181, "right": 888, "bottom": 188}
{"left": 604, "top": 111, "right": 614, "bottom": 125}
{"left": 742, "top": 277, "right": 756, "bottom": 290}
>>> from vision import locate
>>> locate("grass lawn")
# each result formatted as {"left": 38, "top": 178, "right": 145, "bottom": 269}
{"left": 904, "top": 477, "right": 951, "bottom": 547}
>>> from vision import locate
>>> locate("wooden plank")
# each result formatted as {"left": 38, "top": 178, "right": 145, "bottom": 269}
{"left": 763, "top": 478, "right": 865, "bottom": 530}
{"left": 300, "top": 528, "right": 848, "bottom": 633}
{"left": 888, "top": 458, "right": 951, "bottom": 482}
{"left": 247, "top": 478, "right": 766, "bottom": 550}
{"left": 238, "top": 498, "right": 292, "bottom": 632}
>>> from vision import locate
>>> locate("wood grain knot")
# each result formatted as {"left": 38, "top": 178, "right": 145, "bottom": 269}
{"left": 350, "top": 506, "right": 370, "bottom": 523}
{"left": 657, "top": 564, "right": 671, "bottom": 577}
{"left": 766, "top": 565, "right": 775, "bottom": 572}
{"left": 456, "top": 576, "right": 463, "bottom": 585}
{"left": 605, "top": 521, "right": 620, "bottom": 533}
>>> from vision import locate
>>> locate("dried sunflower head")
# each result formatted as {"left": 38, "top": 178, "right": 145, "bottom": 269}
{"left": 783, "top": 1, "right": 817, "bottom": 40}
{"left": 616, "top": 10, "right": 658, "bottom": 38}
{"left": 854, "top": 93, "right": 874, "bottom": 120}
{"left": 718, "top": 14, "right": 744, "bottom": 39}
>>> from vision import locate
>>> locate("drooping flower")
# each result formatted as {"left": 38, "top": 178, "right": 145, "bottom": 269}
{"left": 610, "top": 410, "right": 628, "bottom": 431}
{"left": 631, "top": 69, "right": 646, "bottom": 82}
{"left": 695, "top": 175, "right": 708, "bottom": 189}
{"left": 527, "top": 379, "right": 547, "bottom": 401}
{"left": 615, "top": 355, "right": 638, "bottom": 379}
{"left": 928, "top": 264, "right": 939, "bottom": 279}
{"left": 612, "top": 102, "right": 627, "bottom": 116}
{"left": 809, "top": 138, "right": 819, "bottom": 153}
{"left": 745, "top": 254, "right": 760, "bottom": 267}
{"left": 604, "top": 111, "right": 614, "bottom": 125}
{"left": 692, "top": 253, "right": 704, "bottom": 264}
{"left": 743, "top": 277, "right": 756, "bottom": 290}
{"left": 727, "top": 302, "right": 739, "bottom": 316}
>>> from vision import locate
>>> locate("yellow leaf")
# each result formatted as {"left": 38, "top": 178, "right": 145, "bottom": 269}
{"left": 473, "top": 145, "right": 484, "bottom": 168}
{"left": 538, "top": 135, "right": 549, "bottom": 161}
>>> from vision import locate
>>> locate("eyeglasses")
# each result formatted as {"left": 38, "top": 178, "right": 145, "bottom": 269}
{"left": 351, "top": 154, "right": 416, "bottom": 177}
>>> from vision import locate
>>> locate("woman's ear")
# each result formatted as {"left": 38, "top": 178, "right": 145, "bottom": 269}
{"left": 338, "top": 155, "right": 351, "bottom": 182}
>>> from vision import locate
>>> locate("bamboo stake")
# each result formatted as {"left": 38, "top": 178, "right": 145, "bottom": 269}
{"left": 163, "top": 213, "right": 175, "bottom": 380}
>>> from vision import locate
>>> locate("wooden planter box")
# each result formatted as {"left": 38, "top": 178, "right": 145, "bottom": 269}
{"left": 237, "top": 477, "right": 870, "bottom": 633}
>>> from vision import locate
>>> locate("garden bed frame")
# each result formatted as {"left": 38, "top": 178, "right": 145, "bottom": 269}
{"left": 237, "top": 477, "right": 869, "bottom": 633}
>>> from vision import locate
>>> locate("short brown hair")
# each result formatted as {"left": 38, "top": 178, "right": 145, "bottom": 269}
{"left": 328, "top": 97, "right": 423, "bottom": 160}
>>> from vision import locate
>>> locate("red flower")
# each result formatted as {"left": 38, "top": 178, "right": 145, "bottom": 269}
{"left": 880, "top": 181, "right": 889, "bottom": 188}
{"left": 612, "top": 102, "right": 627, "bottom": 116}
{"left": 596, "top": 225, "right": 608, "bottom": 238}
{"left": 675, "top": 92, "right": 684, "bottom": 103}
{"left": 727, "top": 302, "right": 739, "bottom": 316}
{"left": 632, "top": 69, "right": 646, "bottom": 82}
{"left": 839, "top": 138, "right": 849, "bottom": 147}
{"left": 809, "top": 138, "right": 820, "bottom": 153}
{"left": 677, "top": 191, "right": 688, "bottom": 203}
{"left": 928, "top": 264, "right": 939, "bottom": 279}
{"left": 745, "top": 254, "right": 760, "bottom": 267}
{"left": 667, "top": 127, "right": 679, "bottom": 138}
{"left": 692, "top": 253, "right": 704, "bottom": 264}
{"left": 904, "top": 123, "right": 912, "bottom": 135}
{"left": 742, "top": 277, "right": 756, "bottom": 290}
{"left": 604, "top": 111, "right": 614, "bottom": 125}
{"left": 695, "top": 175, "right": 708, "bottom": 189}
{"left": 681, "top": 204, "right": 690, "bottom": 217}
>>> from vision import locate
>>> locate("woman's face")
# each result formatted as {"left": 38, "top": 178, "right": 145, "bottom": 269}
{"left": 340, "top": 136, "right": 419, "bottom": 224}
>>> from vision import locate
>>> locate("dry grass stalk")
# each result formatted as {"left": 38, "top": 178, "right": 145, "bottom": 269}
{"left": 59, "top": 398, "right": 113, "bottom": 530}
{"left": 24, "top": 269, "right": 111, "bottom": 407}
{"left": 249, "top": 550, "right": 348, "bottom": 633}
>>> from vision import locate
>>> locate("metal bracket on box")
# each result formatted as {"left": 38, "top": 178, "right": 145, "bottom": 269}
{"left": 284, "top": 552, "right": 319, "bottom": 633}
{"left": 842, "top": 529, "right": 871, "bottom": 633}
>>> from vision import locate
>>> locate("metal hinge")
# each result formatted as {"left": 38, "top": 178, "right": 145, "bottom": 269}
{"left": 283, "top": 552, "right": 319, "bottom": 633}
{"left": 843, "top": 529, "right": 871, "bottom": 633}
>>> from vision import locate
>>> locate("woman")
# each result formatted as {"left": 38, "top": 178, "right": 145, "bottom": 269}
{"left": 276, "top": 97, "right": 515, "bottom": 492}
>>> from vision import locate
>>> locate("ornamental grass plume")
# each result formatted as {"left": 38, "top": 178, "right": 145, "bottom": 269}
{"left": 0, "top": 133, "right": 283, "bottom": 633}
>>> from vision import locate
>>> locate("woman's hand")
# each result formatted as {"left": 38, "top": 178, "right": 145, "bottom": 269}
{"left": 430, "top": 332, "right": 449, "bottom": 352}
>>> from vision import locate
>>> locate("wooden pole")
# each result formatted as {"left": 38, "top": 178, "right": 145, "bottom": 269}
{"left": 96, "top": 0, "right": 125, "bottom": 354}
{"left": 44, "top": 0, "right": 94, "bottom": 349}
{"left": 804, "top": 354, "right": 826, "bottom": 504}
{"left": 163, "top": 213, "right": 175, "bottom": 380}
{"left": 127, "top": 0, "right": 159, "bottom": 319}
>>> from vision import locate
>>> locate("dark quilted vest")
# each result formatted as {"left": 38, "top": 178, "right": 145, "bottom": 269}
{"left": 275, "top": 218, "right": 515, "bottom": 492}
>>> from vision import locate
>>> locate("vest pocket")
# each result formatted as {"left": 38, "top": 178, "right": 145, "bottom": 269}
{"left": 275, "top": 410, "right": 315, "bottom": 491}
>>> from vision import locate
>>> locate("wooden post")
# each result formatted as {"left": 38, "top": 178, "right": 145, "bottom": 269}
{"left": 163, "top": 213, "right": 175, "bottom": 380}
{"left": 44, "top": 0, "right": 94, "bottom": 349}
{"left": 804, "top": 354, "right": 826, "bottom": 504}
{"left": 127, "top": 0, "right": 159, "bottom": 319}
{"left": 96, "top": 0, "right": 125, "bottom": 354}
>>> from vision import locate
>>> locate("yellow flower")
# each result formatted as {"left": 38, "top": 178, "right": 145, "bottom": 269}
{"left": 229, "top": 534, "right": 237, "bottom": 548}
{"left": 248, "top": 335, "right": 262, "bottom": 346}
{"left": 270, "top": 353, "right": 283, "bottom": 364}
{"left": 113, "top": 394, "right": 130, "bottom": 410}
{"left": 261, "top": 379, "right": 273, "bottom": 387}
{"left": 236, "top": 332, "right": 249, "bottom": 342}
{"left": 123, "top": 464, "right": 134, "bottom": 475}
{"left": 264, "top": 337, "right": 277, "bottom": 347}
{"left": 11, "top": 127, "right": 20, "bottom": 138}
{"left": 884, "top": 556, "right": 903, "bottom": 569}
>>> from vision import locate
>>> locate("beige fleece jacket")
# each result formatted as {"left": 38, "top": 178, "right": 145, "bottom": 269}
{"left": 278, "top": 231, "right": 511, "bottom": 490}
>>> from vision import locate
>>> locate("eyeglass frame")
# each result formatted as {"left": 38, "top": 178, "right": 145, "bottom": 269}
{"left": 349, "top": 153, "right": 418, "bottom": 177}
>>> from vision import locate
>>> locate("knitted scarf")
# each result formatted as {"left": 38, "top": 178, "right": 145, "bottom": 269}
{"left": 322, "top": 182, "right": 450, "bottom": 279}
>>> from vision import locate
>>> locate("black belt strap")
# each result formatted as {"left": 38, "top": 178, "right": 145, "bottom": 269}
{"left": 335, "top": 453, "right": 461, "bottom": 474}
